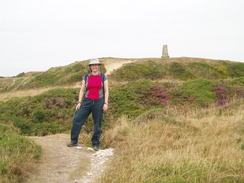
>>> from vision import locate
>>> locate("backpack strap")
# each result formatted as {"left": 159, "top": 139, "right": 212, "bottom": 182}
{"left": 101, "top": 73, "right": 105, "bottom": 84}
{"left": 84, "top": 73, "right": 89, "bottom": 91}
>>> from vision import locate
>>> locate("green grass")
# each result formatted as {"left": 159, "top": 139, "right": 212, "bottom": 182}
{"left": 188, "top": 62, "right": 221, "bottom": 80}
{"left": 179, "top": 79, "right": 217, "bottom": 106}
{"left": 109, "top": 61, "right": 167, "bottom": 81}
{"left": 0, "top": 60, "right": 107, "bottom": 91}
{"left": 110, "top": 59, "right": 244, "bottom": 82}
{"left": 0, "top": 123, "right": 41, "bottom": 182}
{"left": 169, "top": 62, "right": 196, "bottom": 80}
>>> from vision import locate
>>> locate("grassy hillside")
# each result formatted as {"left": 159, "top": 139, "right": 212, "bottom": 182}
{"left": 0, "top": 57, "right": 244, "bottom": 182}
{"left": 1, "top": 57, "right": 243, "bottom": 93}
{"left": 0, "top": 59, "right": 106, "bottom": 92}
{"left": 109, "top": 57, "right": 244, "bottom": 81}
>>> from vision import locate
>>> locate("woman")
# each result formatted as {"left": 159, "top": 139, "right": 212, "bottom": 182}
{"left": 67, "top": 58, "right": 109, "bottom": 151}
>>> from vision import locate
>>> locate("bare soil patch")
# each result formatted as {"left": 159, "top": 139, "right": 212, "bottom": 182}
{"left": 26, "top": 134, "right": 113, "bottom": 183}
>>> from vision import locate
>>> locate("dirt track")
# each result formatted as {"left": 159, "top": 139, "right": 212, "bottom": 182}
{"left": 27, "top": 134, "right": 113, "bottom": 183}
{"left": 25, "top": 59, "right": 133, "bottom": 183}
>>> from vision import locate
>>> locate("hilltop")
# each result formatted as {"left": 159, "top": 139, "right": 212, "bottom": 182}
{"left": 0, "top": 57, "right": 243, "bottom": 95}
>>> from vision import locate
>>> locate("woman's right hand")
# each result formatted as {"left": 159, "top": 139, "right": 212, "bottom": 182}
{"left": 76, "top": 103, "right": 81, "bottom": 111}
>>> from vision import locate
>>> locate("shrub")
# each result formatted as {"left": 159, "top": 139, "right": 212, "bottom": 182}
{"left": 214, "top": 86, "right": 230, "bottom": 106}
{"left": 179, "top": 79, "right": 217, "bottom": 106}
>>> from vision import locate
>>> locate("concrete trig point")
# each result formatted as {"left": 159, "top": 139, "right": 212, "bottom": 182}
{"left": 161, "top": 45, "right": 169, "bottom": 58}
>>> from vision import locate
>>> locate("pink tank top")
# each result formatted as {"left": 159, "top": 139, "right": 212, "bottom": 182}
{"left": 86, "top": 74, "right": 103, "bottom": 99}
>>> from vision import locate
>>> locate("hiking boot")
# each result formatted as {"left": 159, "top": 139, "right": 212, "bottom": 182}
{"left": 67, "top": 143, "right": 78, "bottom": 147}
{"left": 93, "top": 146, "right": 99, "bottom": 151}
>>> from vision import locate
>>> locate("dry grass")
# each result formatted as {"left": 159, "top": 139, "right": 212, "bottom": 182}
{"left": 0, "top": 88, "right": 52, "bottom": 101}
{"left": 0, "top": 82, "right": 81, "bottom": 102}
{"left": 102, "top": 100, "right": 244, "bottom": 182}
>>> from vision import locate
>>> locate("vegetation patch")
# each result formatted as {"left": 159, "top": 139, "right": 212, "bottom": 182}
{"left": 0, "top": 88, "right": 79, "bottom": 135}
{"left": 110, "top": 61, "right": 166, "bottom": 81}
{"left": 169, "top": 62, "right": 196, "bottom": 80}
{"left": 0, "top": 123, "right": 41, "bottom": 182}
{"left": 102, "top": 100, "right": 244, "bottom": 182}
{"left": 179, "top": 79, "right": 217, "bottom": 106}
{"left": 188, "top": 62, "right": 222, "bottom": 79}
{"left": 108, "top": 80, "right": 171, "bottom": 119}
{"left": 0, "top": 57, "right": 244, "bottom": 182}
{"left": 223, "top": 62, "right": 244, "bottom": 78}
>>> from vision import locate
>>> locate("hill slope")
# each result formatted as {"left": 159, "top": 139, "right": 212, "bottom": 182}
{"left": 1, "top": 57, "right": 244, "bottom": 93}
{"left": 0, "top": 57, "right": 244, "bottom": 182}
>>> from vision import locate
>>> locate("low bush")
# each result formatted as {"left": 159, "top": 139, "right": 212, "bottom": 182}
{"left": 179, "top": 79, "right": 217, "bottom": 106}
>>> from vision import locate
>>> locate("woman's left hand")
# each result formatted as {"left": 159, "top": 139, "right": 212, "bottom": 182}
{"left": 103, "top": 104, "right": 108, "bottom": 112}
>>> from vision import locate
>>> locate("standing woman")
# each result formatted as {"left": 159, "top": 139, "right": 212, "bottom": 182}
{"left": 67, "top": 58, "right": 109, "bottom": 151}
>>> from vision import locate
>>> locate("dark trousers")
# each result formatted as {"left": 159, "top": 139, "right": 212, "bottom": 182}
{"left": 70, "top": 97, "right": 104, "bottom": 146}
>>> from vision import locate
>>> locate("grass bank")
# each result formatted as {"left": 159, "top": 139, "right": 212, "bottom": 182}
{"left": 102, "top": 99, "right": 244, "bottom": 182}
{"left": 0, "top": 124, "right": 41, "bottom": 183}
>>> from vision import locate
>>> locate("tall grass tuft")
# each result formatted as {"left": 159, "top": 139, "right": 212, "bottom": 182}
{"left": 102, "top": 99, "right": 244, "bottom": 182}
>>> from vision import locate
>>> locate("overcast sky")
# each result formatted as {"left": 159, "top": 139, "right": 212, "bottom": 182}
{"left": 0, "top": 0, "right": 243, "bottom": 76}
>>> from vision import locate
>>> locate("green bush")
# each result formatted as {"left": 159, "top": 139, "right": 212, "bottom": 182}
{"left": 109, "top": 80, "right": 147, "bottom": 118}
{"left": 179, "top": 79, "right": 217, "bottom": 106}
{"left": 31, "top": 109, "right": 50, "bottom": 123}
